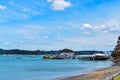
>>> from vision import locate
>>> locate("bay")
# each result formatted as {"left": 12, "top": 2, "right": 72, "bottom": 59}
{"left": 0, "top": 55, "right": 112, "bottom": 80}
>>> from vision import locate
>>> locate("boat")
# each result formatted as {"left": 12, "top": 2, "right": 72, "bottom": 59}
{"left": 42, "top": 55, "right": 53, "bottom": 59}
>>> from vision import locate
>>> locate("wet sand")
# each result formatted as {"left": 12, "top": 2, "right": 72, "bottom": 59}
{"left": 59, "top": 66, "right": 120, "bottom": 80}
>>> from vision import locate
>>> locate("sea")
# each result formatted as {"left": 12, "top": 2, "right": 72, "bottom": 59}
{"left": 0, "top": 55, "right": 112, "bottom": 80}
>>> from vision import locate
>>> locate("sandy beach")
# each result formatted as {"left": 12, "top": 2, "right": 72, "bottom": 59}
{"left": 59, "top": 66, "right": 120, "bottom": 80}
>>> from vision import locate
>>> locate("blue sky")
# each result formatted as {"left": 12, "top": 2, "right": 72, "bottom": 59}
{"left": 0, "top": 0, "right": 120, "bottom": 50}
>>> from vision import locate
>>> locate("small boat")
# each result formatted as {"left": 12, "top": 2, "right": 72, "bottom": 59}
{"left": 42, "top": 55, "right": 53, "bottom": 59}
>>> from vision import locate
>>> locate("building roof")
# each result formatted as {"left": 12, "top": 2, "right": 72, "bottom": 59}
{"left": 93, "top": 53, "right": 105, "bottom": 56}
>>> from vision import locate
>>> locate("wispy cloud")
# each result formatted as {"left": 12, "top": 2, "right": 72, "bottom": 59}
{"left": 0, "top": 1, "right": 42, "bottom": 22}
{"left": 82, "top": 23, "right": 93, "bottom": 29}
{"left": 82, "top": 19, "right": 120, "bottom": 33}
{"left": 47, "top": 0, "right": 72, "bottom": 11}
{"left": 16, "top": 25, "right": 49, "bottom": 39}
{"left": 2, "top": 41, "right": 12, "bottom": 45}
{"left": 0, "top": 5, "right": 6, "bottom": 10}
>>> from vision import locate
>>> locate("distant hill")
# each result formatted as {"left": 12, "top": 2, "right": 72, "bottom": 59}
{"left": 0, "top": 48, "right": 111, "bottom": 55}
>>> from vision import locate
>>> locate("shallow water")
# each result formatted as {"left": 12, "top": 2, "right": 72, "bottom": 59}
{"left": 0, "top": 55, "right": 112, "bottom": 80}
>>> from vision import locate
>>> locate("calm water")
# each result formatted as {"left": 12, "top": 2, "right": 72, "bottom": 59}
{"left": 0, "top": 55, "right": 112, "bottom": 80}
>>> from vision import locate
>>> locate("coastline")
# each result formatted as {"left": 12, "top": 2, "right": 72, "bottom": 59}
{"left": 56, "top": 66, "right": 120, "bottom": 80}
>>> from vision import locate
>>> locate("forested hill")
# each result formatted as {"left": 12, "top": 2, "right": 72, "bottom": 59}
{"left": 0, "top": 48, "right": 110, "bottom": 55}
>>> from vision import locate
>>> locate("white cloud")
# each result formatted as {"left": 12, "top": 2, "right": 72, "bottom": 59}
{"left": 47, "top": 0, "right": 72, "bottom": 10}
{"left": 82, "top": 23, "right": 93, "bottom": 29}
{"left": 0, "top": 5, "right": 6, "bottom": 10}
{"left": 82, "top": 23, "right": 108, "bottom": 31}
{"left": 82, "top": 19, "right": 120, "bottom": 33}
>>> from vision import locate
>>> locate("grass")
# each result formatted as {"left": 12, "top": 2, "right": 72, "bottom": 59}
{"left": 114, "top": 75, "right": 120, "bottom": 80}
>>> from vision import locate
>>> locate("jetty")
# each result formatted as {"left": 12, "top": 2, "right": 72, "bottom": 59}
{"left": 43, "top": 49, "right": 110, "bottom": 60}
{"left": 77, "top": 53, "right": 109, "bottom": 60}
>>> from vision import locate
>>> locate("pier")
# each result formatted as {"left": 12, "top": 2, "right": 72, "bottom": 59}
{"left": 77, "top": 53, "right": 109, "bottom": 60}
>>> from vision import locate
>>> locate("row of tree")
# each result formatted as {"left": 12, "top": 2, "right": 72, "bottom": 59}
{"left": 0, "top": 48, "right": 104, "bottom": 55}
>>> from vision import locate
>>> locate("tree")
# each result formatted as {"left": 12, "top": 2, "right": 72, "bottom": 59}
{"left": 112, "top": 36, "right": 120, "bottom": 65}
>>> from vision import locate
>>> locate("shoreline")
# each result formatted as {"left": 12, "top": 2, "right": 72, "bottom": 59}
{"left": 56, "top": 66, "right": 120, "bottom": 80}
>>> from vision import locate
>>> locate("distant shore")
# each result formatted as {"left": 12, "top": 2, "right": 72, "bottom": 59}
{"left": 57, "top": 66, "right": 120, "bottom": 80}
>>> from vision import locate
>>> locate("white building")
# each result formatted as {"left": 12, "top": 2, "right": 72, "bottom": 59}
{"left": 59, "top": 49, "right": 75, "bottom": 59}
{"left": 59, "top": 52, "right": 75, "bottom": 59}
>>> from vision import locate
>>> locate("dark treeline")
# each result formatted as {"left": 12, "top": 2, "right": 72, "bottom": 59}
{"left": 0, "top": 48, "right": 108, "bottom": 55}
{"left": 0, "top": 49, "right": 60, "bottom": 55}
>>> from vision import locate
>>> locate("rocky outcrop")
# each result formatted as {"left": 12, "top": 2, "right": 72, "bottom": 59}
{"left": 112, "top": 36, "right": 120, "bottom": 65}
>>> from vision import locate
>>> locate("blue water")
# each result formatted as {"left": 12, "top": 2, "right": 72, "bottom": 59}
{"left": 0, "top": 55, "right": 112, "bottom": 80}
